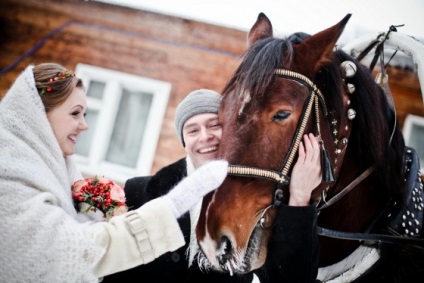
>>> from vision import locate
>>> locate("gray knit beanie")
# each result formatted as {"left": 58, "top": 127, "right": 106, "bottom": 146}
{"left": 175, "top": 89, "right": 222, "bottom": 147}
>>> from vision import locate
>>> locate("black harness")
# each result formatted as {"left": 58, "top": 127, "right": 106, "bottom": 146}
{"left": 318, "top": 147, "right": 424, "bottom": 247}
{"left": 227, "top": 69, "right": 333, "bottom": 206}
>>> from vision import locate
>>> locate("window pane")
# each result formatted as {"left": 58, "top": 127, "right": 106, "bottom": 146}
{"left": 106, "top": 89, "right": 153, "bottom": 167}
{"left": 87, "top": 80, "right": 105, "bottom": 99}
{"left": 75, "top": 109, "right": 99, "bottom": 156}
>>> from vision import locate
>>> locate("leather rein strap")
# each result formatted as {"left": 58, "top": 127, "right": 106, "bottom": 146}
{"left": 317, "top": 165, "right": 376, "bottom": 211}
{"left": 317, "top": 227, "right": 424, "bottom": 248}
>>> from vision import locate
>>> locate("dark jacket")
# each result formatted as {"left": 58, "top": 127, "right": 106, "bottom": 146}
{"left": 102, "top": 158, "right": 318, "bottom": 283}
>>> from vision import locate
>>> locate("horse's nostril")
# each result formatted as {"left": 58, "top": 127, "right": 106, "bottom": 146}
{"left": 218, "top": 236, "right": 232, "bottom": 265}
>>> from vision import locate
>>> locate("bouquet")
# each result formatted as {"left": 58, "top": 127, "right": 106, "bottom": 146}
{"left": 72, "top": 176, "right": 128, "bottom": 220}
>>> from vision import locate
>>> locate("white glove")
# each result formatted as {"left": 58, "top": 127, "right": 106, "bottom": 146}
{"left": 163, "top": 160, "right": 228, "bottom": 218}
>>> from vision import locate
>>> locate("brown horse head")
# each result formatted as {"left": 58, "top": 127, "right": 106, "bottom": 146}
{"left": 195, "top": 12, "right": 405, "bottom": 275}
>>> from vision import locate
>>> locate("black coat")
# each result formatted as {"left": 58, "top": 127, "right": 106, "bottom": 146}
{"left": 102, "top": 158, "right": 319, "bottom": 283}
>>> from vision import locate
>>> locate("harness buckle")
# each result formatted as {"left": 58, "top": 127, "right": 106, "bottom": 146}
{"left": 273, "top": 188, "right": 284, "bottom": 207}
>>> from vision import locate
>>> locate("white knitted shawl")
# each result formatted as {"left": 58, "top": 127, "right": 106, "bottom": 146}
{"left": 0, "top": 66, "right": 104, "bottom": 282}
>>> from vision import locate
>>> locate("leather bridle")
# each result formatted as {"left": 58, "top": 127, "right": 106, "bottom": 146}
{"left": 227, "top": 69, "right": 328, "bottom": 189}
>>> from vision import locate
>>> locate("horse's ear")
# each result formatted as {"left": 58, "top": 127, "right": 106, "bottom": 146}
{"left": 294, "top": 14, "right": 352, "bottom": 76}
{"left": 247, "top": 13, "right": 273, "bottom": 48}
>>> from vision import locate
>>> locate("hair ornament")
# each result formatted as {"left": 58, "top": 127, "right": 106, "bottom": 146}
{"left": 40, "top": 70, "right": 76, "bottom": 95}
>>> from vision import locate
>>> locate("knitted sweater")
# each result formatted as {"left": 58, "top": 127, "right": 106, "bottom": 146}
{"left": 0, "top": 66, "right": 184, "bottom": 283}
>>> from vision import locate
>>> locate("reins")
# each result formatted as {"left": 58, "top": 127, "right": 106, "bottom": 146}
{"left": 317, "top": 165, "right": 376, "bottom": 211}
{"left": 317, "top": 226, "right": 424, "bottom": 248}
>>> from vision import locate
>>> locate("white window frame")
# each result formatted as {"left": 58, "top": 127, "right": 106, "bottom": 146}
{"left": 75, "top": 63, "right": 171, "bottom": 184}
{"left": 403, "top": 114, "right": 424, "bottom": 173}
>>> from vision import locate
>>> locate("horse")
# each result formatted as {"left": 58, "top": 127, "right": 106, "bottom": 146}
{"left": 195, "top": 13, "right": 424, "bottom": 282}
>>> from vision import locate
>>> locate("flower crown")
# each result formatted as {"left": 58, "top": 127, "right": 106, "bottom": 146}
{"left": 40, "top": 70, "right": 76, "bottom": 95}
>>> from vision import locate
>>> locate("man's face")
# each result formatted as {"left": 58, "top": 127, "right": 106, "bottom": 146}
{"left": 182, "top": 113, "right": 222, "bottom": 168}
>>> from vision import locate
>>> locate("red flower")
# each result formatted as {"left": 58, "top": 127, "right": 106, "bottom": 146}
{"left": 72, "top": 176, "right": 128, "bottom": 219}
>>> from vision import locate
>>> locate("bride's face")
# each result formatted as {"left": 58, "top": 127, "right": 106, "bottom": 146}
{"left": 47, "top": 87, "right": 88, "bottom": 156}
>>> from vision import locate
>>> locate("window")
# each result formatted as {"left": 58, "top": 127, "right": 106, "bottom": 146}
{"left": 75, "top": 64, "right": 171, "bottom": 184}
{"left": 403, "top": 114, "right": 424, "bottom": 173}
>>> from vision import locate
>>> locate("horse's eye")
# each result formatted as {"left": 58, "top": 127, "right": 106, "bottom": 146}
{"left": 272, "top": 111, "right": 290, "bottom": 121}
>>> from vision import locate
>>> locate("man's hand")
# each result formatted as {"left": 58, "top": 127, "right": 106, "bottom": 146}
{"left": 289, "top": 134, "right": 322, "bottom": 206}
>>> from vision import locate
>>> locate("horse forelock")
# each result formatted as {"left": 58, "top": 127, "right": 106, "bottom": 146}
{"left": 223, "top": 37, "right": 294, "bottom": 116}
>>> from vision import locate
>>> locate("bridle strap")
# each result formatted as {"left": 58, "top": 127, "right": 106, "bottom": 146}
{"left": 227, "top": 165, "right": 289, "bottom": 184}
{"left": 274, "top": 69, "right": 328, "bottom": 115}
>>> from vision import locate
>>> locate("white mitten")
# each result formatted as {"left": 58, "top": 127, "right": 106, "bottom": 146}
{"left": 163, "top": 160, "right": 228, "bottom": 218}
